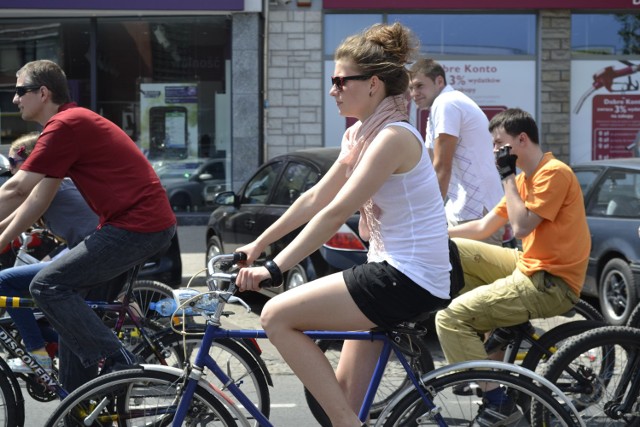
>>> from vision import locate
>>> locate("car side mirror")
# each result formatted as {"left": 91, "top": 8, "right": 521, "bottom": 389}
{"left": 214, "top": 191, "right": 236, "bottom": 206}
{"left": 197, "top": 173, "right": 213, "bottom": 182}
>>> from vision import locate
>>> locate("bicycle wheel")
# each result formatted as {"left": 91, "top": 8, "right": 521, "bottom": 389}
{"left": 381, "top": 369, "right": 577, "bottom": 426}
{"left": 137, "top": 331, "right": 271, "bottom": 424}
{"left": 304, "top": 333, "right": 434, "bottom": 426}
{"left": 521, "top": 319, "right": 608, "bottom": 373}
{"left": 0, "top": 358, "right": 17, "bottom": 427}
{"left": 131, "top": 280, "right": 175, "bottom": 322}
{"left": 624, "top": 301, "right": 640, "bottom": 328}
{"left": 0, "top": 355, "right": 22, "bottom": 427}
{"left": 533, "top": 325, "right": 634, "bottom": 426}
{"left": 45, "top": 367, "right": 240, "bottom": 427}
{"left": 529, "top": 298, "right": 603, "bottom": 337}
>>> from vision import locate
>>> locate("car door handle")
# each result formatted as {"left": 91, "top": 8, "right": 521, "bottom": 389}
{"left": 244, "top": 219, "right": 255, "bottom": 229}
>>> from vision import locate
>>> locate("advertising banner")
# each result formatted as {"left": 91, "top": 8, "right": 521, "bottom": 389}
{"left": 140, "top": 83, "right": 199, "bottom": 160}
{"left": 324, "top": 60, "right": 536, "bottom": 146}
{"left": 571, "top": 60, "right": 640, "bottom": 162}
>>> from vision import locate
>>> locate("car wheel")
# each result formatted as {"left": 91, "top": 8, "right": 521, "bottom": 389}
{"left": 599, "top": 258, "right": 636, "bottom": 325}
{"left": 170, "top": 193, "right": 191, "bottom": 212}
{"left": 206, "top": 236, "right": 224, "bottom": 288}
{"left": 206, "top": 235, "right": 223, "bottom": 266}
{"left": 285, "top": 264, "right": 307, "bottom": 291}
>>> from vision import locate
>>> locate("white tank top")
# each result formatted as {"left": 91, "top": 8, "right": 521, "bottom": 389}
{"left": 367, "top": 122, "right": 450, "bottom": 299}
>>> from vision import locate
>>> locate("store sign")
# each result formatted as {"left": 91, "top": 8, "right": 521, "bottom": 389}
{"left": 571, "top": 60, "right": 640, "bottom": 162}
{"left": 413, "top": 60, "right": 535, "bottom": 133}
{"left": 323, "top": 0, "right": 639, "bottom": 9}
{"left": 323, "top": 60, "right": 535, "bottom": 147}
{"left": 0, "top": 0, "right": 244, "bottom": 11}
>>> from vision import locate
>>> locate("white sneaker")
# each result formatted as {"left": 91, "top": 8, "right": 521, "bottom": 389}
{"left": 7, "top": 353, "right": 53, "bottom": 373}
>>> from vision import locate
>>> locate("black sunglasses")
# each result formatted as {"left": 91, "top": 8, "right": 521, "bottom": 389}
{"left": 330, "top": 75, "right": 372, "bottom": 91}
{"left": 15, "top": 85, "right": 41, "bottom": 97}
{"left": 8, "top": 156, "right": 24, "bottom": 168}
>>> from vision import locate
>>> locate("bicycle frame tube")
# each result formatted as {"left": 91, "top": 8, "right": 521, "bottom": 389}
{"left": 0, "top": 322, "right": 68, "bottom": 398}
{"left": 0, "top": 292, "right": 166, "bottom": 404}
{"left": 171, "top": 324, "right": 444, "bottom": 426}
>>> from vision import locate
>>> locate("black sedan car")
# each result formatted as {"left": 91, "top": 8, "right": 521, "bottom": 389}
{"left": 161, "top": 158, "right": 228, "bottom": 212}
{"left": 205, "top": 148, "right": 367, "bottom": 296}
{"left": 572, "top": 158, "right": 640, "bottom": 325}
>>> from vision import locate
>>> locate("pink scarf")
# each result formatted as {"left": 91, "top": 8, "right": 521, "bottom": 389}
{"left": 338, "top": 95, "right": 409, "bottom": 177}
{"left": 337, "top": 94, "right": 408, "bottom": 258}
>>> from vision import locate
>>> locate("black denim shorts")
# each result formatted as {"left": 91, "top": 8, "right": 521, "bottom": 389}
{"left": 343, "top": 261, "right": 450, "bottom": 329}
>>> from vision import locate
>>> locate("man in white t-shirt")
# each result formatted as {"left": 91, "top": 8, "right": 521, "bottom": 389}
{"left": 409, "top": 58, "right": 505, "bottom": 246}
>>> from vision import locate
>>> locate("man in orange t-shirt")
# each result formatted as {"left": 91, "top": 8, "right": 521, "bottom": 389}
{"left": 436, "top": 108, "right": 590, "bottom": 425}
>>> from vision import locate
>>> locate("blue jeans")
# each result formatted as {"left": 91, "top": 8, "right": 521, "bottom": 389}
{"left": 31, "top": 224, "right": 176, "bottom": 392}
{"left": 0, "top": 262, "right": 56, "bottom": 351}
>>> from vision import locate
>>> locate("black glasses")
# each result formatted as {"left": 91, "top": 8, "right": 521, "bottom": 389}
{"left": 8, "top": 156, "right": 24, "bottom": 168}
{"left": 15, "top": 85, "right": 41, "bottom": 97}
{"left": 331, "top": 75, "right": 372, "bottom": 91}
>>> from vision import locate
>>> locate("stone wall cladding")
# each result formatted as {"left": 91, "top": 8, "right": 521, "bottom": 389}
{"left": 266, "top": 9, "right": 323, "bottom": 159}
{"left": 539, "top": 9, "right": 571, "bottom": 162}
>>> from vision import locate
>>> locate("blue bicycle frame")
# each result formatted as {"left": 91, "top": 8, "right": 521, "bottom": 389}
{"left": 171, "top": 324, "right": 445, "bottom": 426}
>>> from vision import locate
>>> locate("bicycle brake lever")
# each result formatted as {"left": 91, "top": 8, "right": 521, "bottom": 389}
{"left": 227, "top": 295, "right": 251, "bottom": 312}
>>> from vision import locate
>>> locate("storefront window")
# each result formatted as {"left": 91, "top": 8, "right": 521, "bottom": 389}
{"left": 572, "top": 14, "right": 640, "bottom": 55}
{"left": 0, "top": 16, "right": 231, "bottom": 212}
{"left": 389, "top": 14, "right": 536, "bottom": 56}
{"left": 324, "top": 13, "right": 537, "bottom": 149}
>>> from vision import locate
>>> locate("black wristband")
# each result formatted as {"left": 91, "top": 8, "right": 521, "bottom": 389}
{"left": 264, "top": 260, "right": 283, "bottom": 286}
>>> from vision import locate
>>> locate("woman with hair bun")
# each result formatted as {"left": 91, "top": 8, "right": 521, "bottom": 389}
{"left": 236, "top": 23, "right": 451, "bottom": 426}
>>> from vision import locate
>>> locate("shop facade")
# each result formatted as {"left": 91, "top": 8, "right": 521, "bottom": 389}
{"left": 1, "top": 1, "right": 639, "bottom": 200}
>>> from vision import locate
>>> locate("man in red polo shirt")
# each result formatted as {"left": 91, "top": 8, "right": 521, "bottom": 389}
{"left": 0, "top": 59, "right": 176, "bottom": 391}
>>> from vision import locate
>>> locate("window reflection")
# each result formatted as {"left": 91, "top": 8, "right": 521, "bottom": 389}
{"left": 572, "top": 14, "right": 640, "bottom": 55}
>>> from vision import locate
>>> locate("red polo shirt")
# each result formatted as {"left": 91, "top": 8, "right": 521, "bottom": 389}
{"left": 22, "top": 103, "right": 175, "bottom": 233}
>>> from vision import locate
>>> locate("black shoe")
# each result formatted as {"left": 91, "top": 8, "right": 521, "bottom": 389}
{"left": 101, "top": 348, "right": 141, "bottom": 375}
{"left": 452, "top": 382, "right": 483, "bottom": 397}
{"left": 472, "top": 398, "right": 523, "bottom": 427}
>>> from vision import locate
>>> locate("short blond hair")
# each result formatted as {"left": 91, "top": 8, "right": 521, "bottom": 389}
{"left": 10, "top": 132, "right": 40, "bottom": 159}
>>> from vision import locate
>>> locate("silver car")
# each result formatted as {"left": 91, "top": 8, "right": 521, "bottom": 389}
{"left": 573, "top": 158, "right": 640, "bottom": 325}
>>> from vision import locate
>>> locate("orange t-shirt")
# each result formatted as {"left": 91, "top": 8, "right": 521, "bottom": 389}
{"left": 494, "top": 153, "right": 590, "bottom": 295}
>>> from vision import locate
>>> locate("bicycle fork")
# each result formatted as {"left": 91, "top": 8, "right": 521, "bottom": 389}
{"left": 172, "top": 326, "right": 271, "bottom": 427}
{"left": 604, "top": 350, "right": 640, "bottom": 420}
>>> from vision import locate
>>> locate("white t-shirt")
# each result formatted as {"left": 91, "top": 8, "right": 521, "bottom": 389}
{"left": 366, "top": 122, "right": 450, "bottom": 299}
{"left": 425, "top": 85, "right": 503, "bottom": 222}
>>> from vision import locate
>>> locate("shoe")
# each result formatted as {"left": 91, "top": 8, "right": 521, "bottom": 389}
{"left": 472, "top": 398, "right": 523, "bottom": 427}
{"left": 453, "top": 382, "right": 483, "bottom": 397}
{"left": 100, "top": 347, "right": 141, "bottom": 375}
{"left": 7, "top": 353, "right": 53, "bottom": 373}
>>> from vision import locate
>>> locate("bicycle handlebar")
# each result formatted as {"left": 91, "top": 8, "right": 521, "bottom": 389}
{"left": 206, "top": 252, "right": 276, "bottom": 289}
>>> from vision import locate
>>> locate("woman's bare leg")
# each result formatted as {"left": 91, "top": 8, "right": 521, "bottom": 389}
{"left": 260, "top": 272, "right": 375, "bottom": 427}
{"left": 336, "top": 340, "right": 383, "bottom": 416}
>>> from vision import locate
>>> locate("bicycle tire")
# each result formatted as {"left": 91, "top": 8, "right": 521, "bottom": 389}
{"left": 0, "top": 355, "right": 22, "bottom": 427}
{"left": 304, "top": 333, "right": 434, "bottom": 426}
{"left": 137, "top": 331, "right": 271, "bottom": 424}
{"left": 0, "top": 358, "right": 16, "bottom": 427}
{"left": 533, "top": 325, "right": 635, "bottom": 426}
{"left": 528, "top": 298, "right": 603, "bottom": 337}
{"left": 625, "top": 301, "right": 640, "bottom": 328}
{"left": 45, "top": 367, "right": 240, "bottom": 427}
{"left": 381, "top": 368, "right": 578, "bottom": 426}
{"left": 521, "top": 319, "right": 608, "bottom": 373}
{"left": 131, "top": 280, "right": 175, "bottom": 322}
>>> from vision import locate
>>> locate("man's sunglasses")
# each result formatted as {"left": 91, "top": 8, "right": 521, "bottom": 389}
{"left": 330, "top": 75, "right": 372, "bottom": 91}
{"left": 15, "top": 85, "right": 41, "bottom": 97}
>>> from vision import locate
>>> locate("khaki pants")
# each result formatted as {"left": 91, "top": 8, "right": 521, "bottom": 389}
{"left": 435, "top": 238, "right": 579, "bottom": 363}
